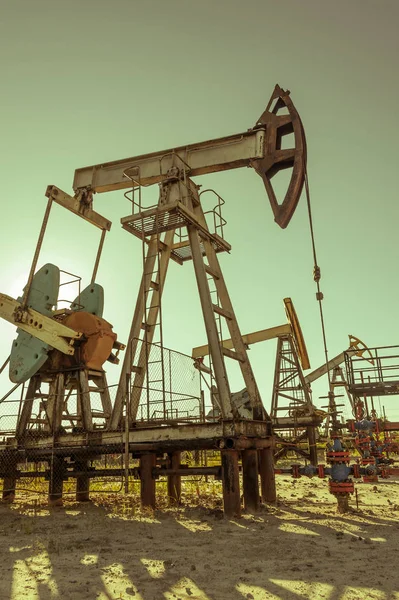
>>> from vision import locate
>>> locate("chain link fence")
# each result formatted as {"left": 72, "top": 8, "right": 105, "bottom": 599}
{"left": 132, "top": 341, "right": 205, "bottom": 423}
{"left": 0, "top": 344, "right": 216, "bottom": 504}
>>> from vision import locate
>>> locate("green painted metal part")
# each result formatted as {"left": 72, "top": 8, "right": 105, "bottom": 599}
{"left": 71, "top": 283, "right": 104, "bottom": 317}
{"left": 9, "top": 330, "right": 50, "bottom": 384}
{"left": 17, "top": 263, "right": 60, "bottom": 316}
{"left": 10, "top": 264, "right": 60, "bottom": 384}
{"left": 8, "top": 265, "right": 106, "bottom": 384}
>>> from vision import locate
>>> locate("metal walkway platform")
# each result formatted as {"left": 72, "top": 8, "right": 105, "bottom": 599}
{"left": 345, "top": 345, "right": 399, "bottom": 397}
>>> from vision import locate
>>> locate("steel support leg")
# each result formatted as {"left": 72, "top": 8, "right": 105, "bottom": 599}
{"left": 221, "top": 449, "right": 241, "bottom": 518}
{"left": 76, "top": 461, "right": 90, "bottom": 502}
{"left": 2, "top": 452, "right": 17, "bottom": 503}
{"left": 167, "top": 451, "right": 181, "bottom": 506}
{"left": 242, "top": 449, "right": 260, "bottom": 513}
{"left": 2, "top": 475, "right": 17, "bottom": 503}
{"left": 259, "top": 447, "right": 277, "bottom": 503}
{"left": 187, "top": 224, "right": 232, "bottom": 417}
{"left": 140, "top": 453, "right": 156, "bottom": 509}
{"left": 307, "top": 426, "right": 318, "bottom": 467}
{"left": 48, "top": 457, "right": 64, "bottom": 506}
{"left": 336, "top": 494, "right": 349, "bottom": 514}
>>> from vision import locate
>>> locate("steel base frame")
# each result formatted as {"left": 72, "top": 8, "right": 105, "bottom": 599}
{"left": 0, "top": 420, "right": 276, "bottom": 517}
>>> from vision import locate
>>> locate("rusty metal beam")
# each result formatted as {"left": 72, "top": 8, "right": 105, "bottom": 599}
{"left": 305, "top": 337, "right": 372, "bottom": 385}
{"left": 259, "top": 448, "right": 276, "bottom": 503}
{"left": 273, "top": 415, "right": 324, "bottom": 428}
{"left": 242, "top": 449, "right": 260, "bottom": 513}
{"left": 221, "top": 450, "right": 241, "bottom": 518}
{"left": 46, "top": 185, "right": 112, "bottom": 231}
{"left": 167, "top": 451, "right": 181, "bottom": 506}
{"left": 75, "top": 460, "right": 90, "bottom": 502}
{"left": 73, "top": 85, "right": 306, "bottom": 230}
{"left": 0, "top": 294, "right": 82, "bottom": 356}
{"left": 192, "top": 324, "right": 291, "bottom": 359}
{"left": 140, "top": 453, "right": 156, "bottom": 509}
{"left": 5, "top": 419, "right": 271, "bottom": 452}
{"left": 283, "top": 298, "right": 310, "bottom": 370}
{"left": 305, "top": 351, "right": 347, "bottom": 385}
{"left": 48, "top": 456, "right": 64, "bottom": 506}
{"left": 73, "top": 130, "right": 265, "bottom": 193}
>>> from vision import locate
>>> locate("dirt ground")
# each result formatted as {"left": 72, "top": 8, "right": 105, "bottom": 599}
{"left": 1, "top": 476, "right": 399, "bottom": 600}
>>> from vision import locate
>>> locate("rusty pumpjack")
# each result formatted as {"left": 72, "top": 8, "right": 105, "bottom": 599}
{"left": 192, "top": 297, "right": 324, "bottom": 465}
{"left": 193, "top": 308, "right": 373, "bottom": 470}
{"left": 276, "top": 344, "right": 399, "bottom": 513}
{"left": 0, "top": 84, "right": 310, "bottom": 515}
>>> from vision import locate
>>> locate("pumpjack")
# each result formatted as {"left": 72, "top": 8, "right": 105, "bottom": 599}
{"left": 0, "top": 84, "right": 309, "bottom": 515}
{"left": 192, "top": 298, "right": 373, "bottom": 467}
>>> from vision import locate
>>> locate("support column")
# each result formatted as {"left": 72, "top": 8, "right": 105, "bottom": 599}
{"left": 307, "top": 426, "right": 318, "bottom": 467}
{"left": 242, "top": 449, "right": 260, "bottom": 513}
{"left": 48, "top": 457, "right": 65, "bottom": 506}
{"left": 167, "top": 451, "right": 181, "bottom": 506}
{"left": 2, "top": 476, "right": 17, "bottom": 503}
{"left": 140, "top": 453, "right": 156, "bottom": 509}
{"left": 187, "top": 224, "right": 232, "bottom": 418}
{"left": 78, "top": 371, "right": 94, "bottom": 431}
{"left": 111, "top": 227, "right": 175, "bottom": 429}
{"left": 75, "top": 460, "right": 90, "bottom": 502}
{"left": 337, "top": 494, "right": 349, "bottom": 514}
{"left": 94, "top": 373, "right": 112, "bottom": 425}
{"left": 221, "top": 449, "right": 241, "bottom": 518}
{"left": 16, "top": 378, "right": 38, "bottom": 438}
{"left": 2, "top": 451, "right": 17, "bottom": 503}
{"left": 259, "top": 447, "right": 276, "bottom": 503}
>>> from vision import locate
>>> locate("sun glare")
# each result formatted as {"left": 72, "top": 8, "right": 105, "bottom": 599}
{"left": 7, "top": 273, "right": 29, "bottom": 300}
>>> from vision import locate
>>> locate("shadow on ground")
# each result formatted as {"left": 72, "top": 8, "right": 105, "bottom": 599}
{"left": 1, "top": 479, "right": 399, "bottom": 600}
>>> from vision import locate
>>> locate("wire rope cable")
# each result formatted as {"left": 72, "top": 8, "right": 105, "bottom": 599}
{"left": 303, "top": 166, "right": 331, "bottom": 388}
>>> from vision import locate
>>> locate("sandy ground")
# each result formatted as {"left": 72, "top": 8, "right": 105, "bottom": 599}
{"left": 1, "top": 476, "right": 399, "bottom": 600}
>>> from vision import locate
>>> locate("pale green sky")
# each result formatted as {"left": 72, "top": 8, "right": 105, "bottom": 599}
{"left": 0, "top": 0, "right": 398, "bottom": 421}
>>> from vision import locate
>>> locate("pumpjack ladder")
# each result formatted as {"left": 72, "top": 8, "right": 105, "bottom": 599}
{"left": 110, "top": 159, "right": 267, "bottom": 428}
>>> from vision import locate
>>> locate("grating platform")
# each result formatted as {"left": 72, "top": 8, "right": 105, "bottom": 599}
{"left": 348, "top": 381, "right": 399, "bottom": 397}
{"left": 121, "top": 201, "right": 186, "bottom": 237}
{"left": 171, "top": 234, "right": 229, "bottom": 262}
{"left": 121, "top": 201, "right": 231, "bottom": 263}
{"left": 345, "top": 345, "right": 399, "bottom": 397}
